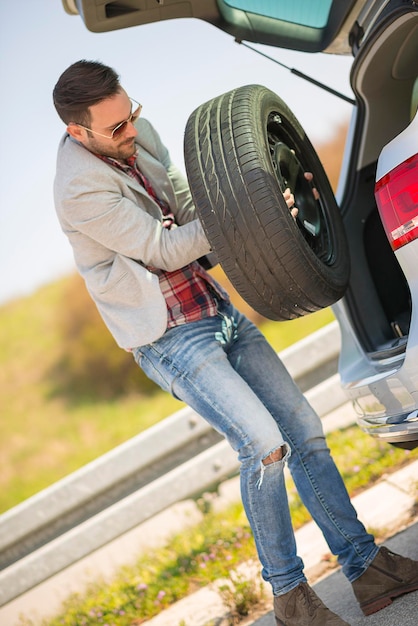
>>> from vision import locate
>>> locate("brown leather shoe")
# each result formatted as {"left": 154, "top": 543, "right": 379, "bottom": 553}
{"left": 352, "top": 546, "right": 418, "bottom": 615}
{"left": 273, "top": 582, "right": 351, "bottom": 625}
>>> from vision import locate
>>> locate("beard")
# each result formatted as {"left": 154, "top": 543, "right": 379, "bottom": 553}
{"left": 86, "top": 135, "right": 137, "bottom": 161}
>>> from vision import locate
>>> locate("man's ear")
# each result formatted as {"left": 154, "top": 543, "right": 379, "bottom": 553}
{"left": 66, "top": 123, "right": 84, "bottom": 141}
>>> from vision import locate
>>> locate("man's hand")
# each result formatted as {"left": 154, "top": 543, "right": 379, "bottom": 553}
{"left": 304, "top": 171, "right": 320, "bottom": 200}
{"left": 283, "top": 187, "right": 298, "bottom": 218}
{"left": 283, "top": 172, "right": 319, "bottom": 219}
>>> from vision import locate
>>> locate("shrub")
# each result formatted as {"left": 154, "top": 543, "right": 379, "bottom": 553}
{"left": 48, "top": 274, "right": 158, "bottom": 401}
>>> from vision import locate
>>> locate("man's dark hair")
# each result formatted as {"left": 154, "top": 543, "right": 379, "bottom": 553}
{"left": 53, "top": 60, "right": 121, "bottom": 125}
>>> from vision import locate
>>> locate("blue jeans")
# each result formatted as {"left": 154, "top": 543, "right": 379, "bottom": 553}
{"left": 132, "top": 300, "right": 377, "bottom": 595}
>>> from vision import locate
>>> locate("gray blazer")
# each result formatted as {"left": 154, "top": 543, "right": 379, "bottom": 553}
{"left": 54, "top": 118, "right": 212, "bottom": 349}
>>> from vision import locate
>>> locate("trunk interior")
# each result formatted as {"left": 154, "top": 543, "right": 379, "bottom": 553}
{"left": 339, "top": 7, "right": 417, "bottom": 357}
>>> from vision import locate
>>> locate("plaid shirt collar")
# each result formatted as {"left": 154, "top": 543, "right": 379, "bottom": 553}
{"left": 95, "top": 150, "right": 138, "bottom": 172}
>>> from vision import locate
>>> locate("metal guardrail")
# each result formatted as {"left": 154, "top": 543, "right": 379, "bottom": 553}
{"left": 0, "top": 321, "right": 345, "bottom": 606}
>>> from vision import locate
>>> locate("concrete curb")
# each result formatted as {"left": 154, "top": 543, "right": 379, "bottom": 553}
{"left": 139, "top": 460, "right": 418, "bottom": 626}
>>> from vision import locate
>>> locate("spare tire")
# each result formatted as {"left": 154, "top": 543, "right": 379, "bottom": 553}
{"left": 184, "top": 84, "right": 350, "bottom": 320}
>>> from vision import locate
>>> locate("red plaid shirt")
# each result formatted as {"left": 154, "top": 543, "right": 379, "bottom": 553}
{"left": 96, "top": 153, "right": 229, "bottom": 328}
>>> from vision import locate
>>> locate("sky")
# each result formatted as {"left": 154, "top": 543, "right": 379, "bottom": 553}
{"left": 0, "top": 0, "right": 355, "bottom": 305}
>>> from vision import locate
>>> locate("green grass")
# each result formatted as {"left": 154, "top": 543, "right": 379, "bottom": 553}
{"left": 17, "top": 424, "right": 417, "bottom": 626}
{"left": 260, "top": 306, "right": 336, "bottom": 352}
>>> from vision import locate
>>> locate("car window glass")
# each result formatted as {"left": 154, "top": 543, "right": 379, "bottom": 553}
{"left": 223, "top": 0, "right": 333, "bottom": 28}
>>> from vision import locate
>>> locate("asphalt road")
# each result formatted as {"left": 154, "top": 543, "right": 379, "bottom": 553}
{"left": 250, "top": 521, "right": 418, "bottom": 626}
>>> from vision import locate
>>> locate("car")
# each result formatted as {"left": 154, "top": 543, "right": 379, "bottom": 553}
{"left": 61, "top": 0, "right": 418, "bottom": 449}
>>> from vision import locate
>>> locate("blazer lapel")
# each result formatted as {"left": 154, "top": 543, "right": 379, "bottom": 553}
{"left": 135, "top": 143, "right": 176, "bottom": 209}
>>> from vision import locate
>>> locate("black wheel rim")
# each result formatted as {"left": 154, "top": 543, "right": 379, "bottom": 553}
{"left": 267, "top": 112, "right": 334, "bottom": 265}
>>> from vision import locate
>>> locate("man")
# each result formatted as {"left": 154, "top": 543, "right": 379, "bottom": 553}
{"left": 53, "top": 60, "right": 418, "bottom": 625}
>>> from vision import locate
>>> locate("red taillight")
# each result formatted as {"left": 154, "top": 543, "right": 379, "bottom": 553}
{"left": 375, "top": 152, "right": 418, "bottom": 250}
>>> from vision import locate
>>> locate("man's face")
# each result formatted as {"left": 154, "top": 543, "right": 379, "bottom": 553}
{"left": 68, "top": 89, "right": 138, "bottom": 161}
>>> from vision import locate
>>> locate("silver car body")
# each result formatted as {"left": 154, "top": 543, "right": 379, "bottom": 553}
{"left": 335, "top": 108, "right": 418, "bottom": 446}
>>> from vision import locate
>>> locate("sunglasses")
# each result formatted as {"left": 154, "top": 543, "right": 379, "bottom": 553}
{"left": 74, "top": 98, "right": 142, "bottom": 140}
